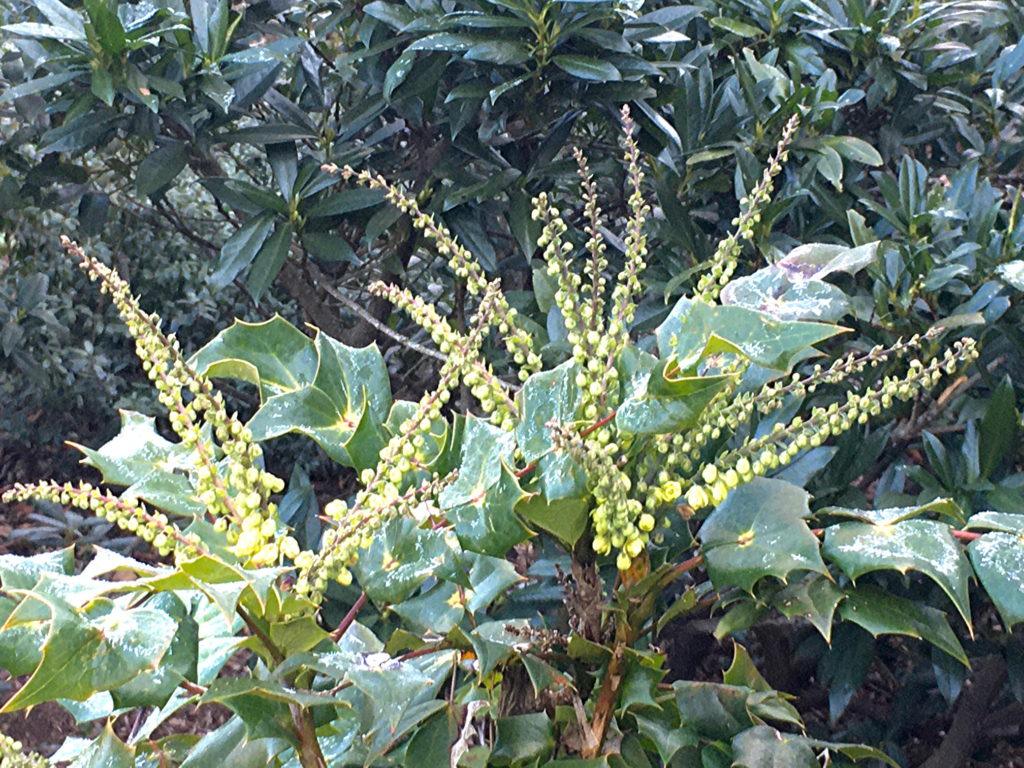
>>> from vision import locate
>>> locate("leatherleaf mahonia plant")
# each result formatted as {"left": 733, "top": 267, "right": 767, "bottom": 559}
{"left": 1, "top": 107, "right": 1019, "bottom": 768}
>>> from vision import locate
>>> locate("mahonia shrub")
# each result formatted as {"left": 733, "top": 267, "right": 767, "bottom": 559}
{"left": 1, "top": 108, "right": 1017, "bottom": 768}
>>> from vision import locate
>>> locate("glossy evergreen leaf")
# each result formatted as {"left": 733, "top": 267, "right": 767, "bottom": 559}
{"left": 464, "top": 40, "right": 530, "bottom": 65}
{"left": 190, "top": 315, "right": 317, "bottom": 399}
{"left": 440, "top": 417, "right": 529, "bottom": 553}
{"left": 774, "top": 574, "right": 844, "bottom": 642}
{"left": 516, "top": 360, "right": 581, "bottom": 462}
{"left": 698, "top": 479, "right": 827, "bottom": 592}
{"left": 0, "top": 592, "right": 177, "bottom": 712}
{"left": 304, "top": 188, "right": 384, "bottom": 219}
{"left": 731, "top": 726, "right": 818, "bottom": 768}
{"left": 516, "top": 495, "right": 588, "bottom": 548}
{"left": 823, "top": 519, "right": 972, "bottom": 628}
{"left": 616, "top": 359, "right": 735, "bottom": 433}
{"left": 195, "top": 320, "right": 391, "bottom": 469}
{"left": 110, "top": 592, "right": 198, "bottom": 708}
{"left": 819, "top": 498, "right": 964, "bottom": 525}
{"left": 392, "top": 582, "right": 465, "bottom": 633}
{"left": 968, "top": 533, "right": 1024, "bottom": 628}
{"left": 85, "top": 0, "right": 126, "bottom": 55}
{"left": 354, "top": 518, "right": 461, "bottom": 604}
{"left": 246, "top": 221, "right": 293, "bottom": 302}
{"left": 464, "top": 553, "right": 523, "bottom": 613}
{"left": 208, "top": 213, "right": 276, "bottom": 290}
{"left": 979, "top": 376, "right": 1018, "bottom": 478}
{"left": 671, "top": 681, "right": 753, "bottom": 741}
{"left": 838, "top": 586, "right": 968, "bottom": 665}
{"left": 553, "top": 55, "right": 621, "bottom": 81}
{"left": 722, "top": 644, "right": 772, "bottom": 691}
{"left": 493, "top": 712, "right": 555, "bottom": 763}
{"left": 656, "top": 298, "right": 846, "bottom": 372}
{"left": 136, "top": 141, "right": 187, "bottom": 197}
{"left": 447, "top": 461, "right": 530, "bottom": 556}
{"left": 68, "top": 410, "right": 203, "bottom": 516}
{"left": 803, "top": 738, "right": 899, "bottom": 767}
{"left": 65, "top": 724, "right": 134, "bottom": 768}
{"left": 966, "top": 510, "right": 1024, "bottom": 533}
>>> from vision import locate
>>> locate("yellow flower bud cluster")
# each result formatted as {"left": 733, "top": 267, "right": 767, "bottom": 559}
{"left": 574, "top": 147, "right": 609, "bottom": 331}
{"left": 2, "top": 481, "right": 203, "bottom": 558}
{"left": 64, "top": 238, "right": 291, "bottom": 568}
{"left": 369, "top": 281, "right": 516, "bottom": 429}
{"left": 0, "top": 733, "right": 48, "bottom": 768}
{"left": 694, "top": 114, "right": 799, "bottom": 304}
{"left": 295, "top": 285, "right": 504, "bottom": 597}
{"left": 682, "top": 338, "right": 979, "bottom": 511}
{"left": 550, "top": 424, "right": 648, "bottom": 571}
{"left": 533, "top": 189, "right": 620, "bottom": 414}
{"left": 328, "top": 164, "right": 542, "bottom": 382}
{"left": 610, "top": 105, "right": 650, "bottom": 334}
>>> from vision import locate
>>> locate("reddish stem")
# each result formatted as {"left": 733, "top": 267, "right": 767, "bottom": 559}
{"left": 515, "top": 409, "right": 619, "bottom": 479}
{"left": 330, "top": 592, "right": 368, "bottom": 643}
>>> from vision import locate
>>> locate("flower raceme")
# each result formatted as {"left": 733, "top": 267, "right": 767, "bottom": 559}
{"left": 3, "top": 107, "right": 980, "bottom": 597}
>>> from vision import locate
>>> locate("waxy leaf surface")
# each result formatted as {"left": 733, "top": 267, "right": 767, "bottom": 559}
{"left": 823, "top": 519, "right": 972, "bottom": 628}
{"left": 656, "top": 298, "right": 845, "bottom": 372}
{"left": 698, "top": 479, "right": 827, "bottom": 592}
{"left": 838, "top": 586, "right": 967, "bottom": 665}
{"left": 968, "top": 532, "right": 1024, "bottom": 628}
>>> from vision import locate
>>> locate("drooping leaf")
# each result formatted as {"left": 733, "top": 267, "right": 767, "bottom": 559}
{"left": 838, "top": 586, "right": 968, "bottom": 665}
{"left": 698, "top": 479, "right": 827, "bottom": 592}
{"left": 774, "top": 574, "right": 844, "bottom": 642}
{"left": 968, "top": 533, "right": 1024, "bottom": 628}
{"left": 822, "top": 519, "right": 972, "bottom": 629}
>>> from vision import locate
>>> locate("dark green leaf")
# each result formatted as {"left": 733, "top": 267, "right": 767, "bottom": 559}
{"left": 209, "top": 213, "right": 276, "bottom": 290}
{"left": 698, "top": 479, "right": 827, "bottom": 592}
{"left": 304, "top": 188, "right": 385, "bottom": 219}
{"left": 979, "top": 376, "right": 1017, "bottom": 478}
{"left": 493, "top": 713, "right": 554, "bottom": 763}
{"left": 246, "top": 222, "right": 293, "bottom": 303}
{"left": 731, "top": 726, "right": 818, "bottom": 768}
{"left": 464, "top": 40, "right": 530, "bottom": 65}
{"left": 553, "top": 55, "right": 621, "bottom": 81}
{"left": 838, "top": 586, "right": 968, "bottom": 665}
{"left": 823, "top": 519, "right": 972, "bottom": 629}
{"left": 136, "top": 141, "right": 188, "bottom": 197}
{"left": 84, "top": 0, "right": 126, "bottom": 54}
{"left": 774, "top": 575, "right": 844, "bottom": 642}
{"left": 968, "top": 533, "right": 1024, "bottom": 628}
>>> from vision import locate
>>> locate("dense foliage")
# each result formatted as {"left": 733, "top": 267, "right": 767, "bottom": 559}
{"left": 0, "top": 111, "right": 1020, "bottom": 768}
{"left": 4, "top": 0, "right": 1024, "bottom": 764}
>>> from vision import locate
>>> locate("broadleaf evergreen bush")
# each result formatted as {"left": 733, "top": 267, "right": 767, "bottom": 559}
{"left": 2, "top": 109, "right": 1017, "bottom": 767}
